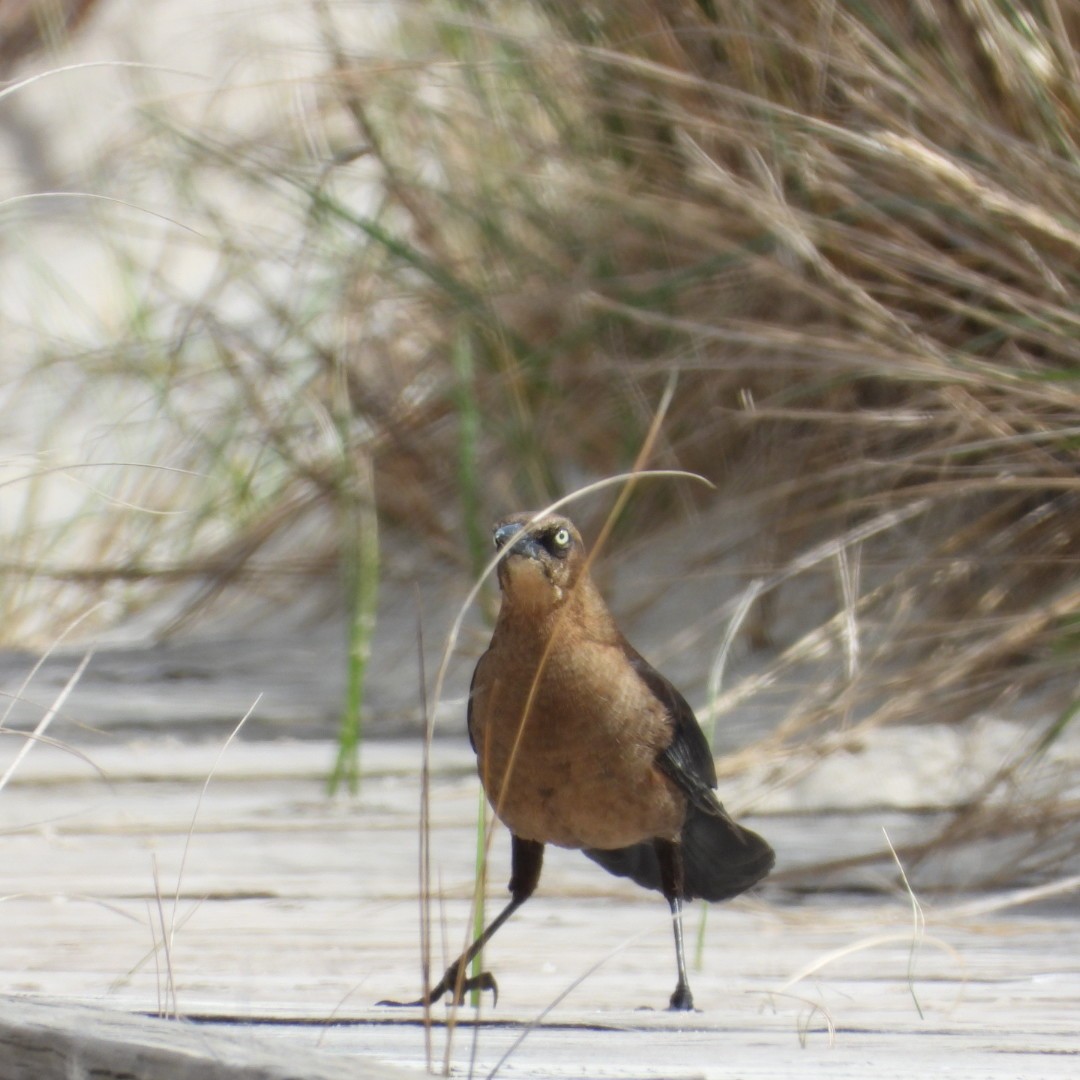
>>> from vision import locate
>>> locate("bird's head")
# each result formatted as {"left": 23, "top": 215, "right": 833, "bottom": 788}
{"left": 492, "top": 512, "right": 588, "bottom": 612}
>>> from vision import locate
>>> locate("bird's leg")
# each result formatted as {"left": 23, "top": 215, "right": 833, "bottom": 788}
{"left": 380, "top": 836, "right": 544, "bottom": 1007}
{"left": 655, "top": 838, "right": 695, "bottom": 1011}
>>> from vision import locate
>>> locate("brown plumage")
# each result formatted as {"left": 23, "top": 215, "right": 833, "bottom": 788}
{"left": 384, "top": 511, "right": 774, "bottom": 1011}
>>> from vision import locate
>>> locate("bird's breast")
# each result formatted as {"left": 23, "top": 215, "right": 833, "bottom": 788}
{"left": 469, "top": 636, "right": 685, "bottom": 850}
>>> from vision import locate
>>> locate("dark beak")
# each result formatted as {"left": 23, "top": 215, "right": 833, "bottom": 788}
{"left": 494, "top": 522, "right": 524, "bottom": 550}
{"left": 494, "top": 521, "right": 546, "bottom": 562}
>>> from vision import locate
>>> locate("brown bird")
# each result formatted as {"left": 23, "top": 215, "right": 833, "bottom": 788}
{"left": 388, "top": 511, "right": 774, "bottom": 1011}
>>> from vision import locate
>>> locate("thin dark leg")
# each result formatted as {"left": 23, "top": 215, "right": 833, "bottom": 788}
{"left": 380, "top": 836, "right": 544, "bottom": 1007}
{"left": 655, "top": 838, "right": 695, "bottom": 1011}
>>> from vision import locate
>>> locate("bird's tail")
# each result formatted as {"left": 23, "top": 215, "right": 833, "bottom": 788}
{"left": 680, "top": 806, "right": 774, "bottom": 901}
{"left": 583, "top": 806, "right": 774, "bottom": 902}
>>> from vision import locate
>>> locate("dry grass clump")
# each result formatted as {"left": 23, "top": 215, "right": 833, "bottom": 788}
{"left": 308, "top": 0, "right": 1079, "bottom": 861}
{"left": 1, "top": 2, "right": 1077, "bottom": 868}
{"left": 321, "top": 4, "right": 1079, "bottom": 691}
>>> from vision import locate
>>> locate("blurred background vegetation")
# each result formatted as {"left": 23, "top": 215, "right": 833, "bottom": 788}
{"left": 1, "top": 0, "right": 1077, "bottom": 879}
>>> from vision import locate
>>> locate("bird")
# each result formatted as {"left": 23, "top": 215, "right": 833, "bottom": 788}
{"left": 386, "top": 511, "right": 774, "bottom": 1011}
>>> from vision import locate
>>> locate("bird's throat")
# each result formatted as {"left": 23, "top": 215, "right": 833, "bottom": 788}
{"left": 501, "top": 557, "right": 563, "bottom": 613}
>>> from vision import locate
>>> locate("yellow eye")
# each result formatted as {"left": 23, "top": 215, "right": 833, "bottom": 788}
{"left": 552, "top": 527, "right": 571, "bottom": 549}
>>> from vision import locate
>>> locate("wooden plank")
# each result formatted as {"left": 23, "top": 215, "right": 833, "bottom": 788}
{"left": 2, "top": 739, "right": 1079, "bottom": 1078}
{"left": 0, "top": 995, "right": 415, "bottom": 1080}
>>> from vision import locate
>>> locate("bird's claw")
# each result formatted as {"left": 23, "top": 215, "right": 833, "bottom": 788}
{"left": 377, "top": 968, "right": 499, "bottom": 1008}
{"left": 450, "top": 969, "right": 499, "bottom": 1006}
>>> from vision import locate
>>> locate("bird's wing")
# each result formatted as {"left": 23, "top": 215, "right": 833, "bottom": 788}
{"left": 586, "top": 638, "right": 774, "bottom": 901}
{"left": 620, "top": 639, "right": 737, "bottom": 821}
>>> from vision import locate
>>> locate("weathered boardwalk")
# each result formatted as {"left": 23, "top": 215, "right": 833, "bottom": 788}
{"left": 2, "top": 737, "right": 1078, "bottom": 1078}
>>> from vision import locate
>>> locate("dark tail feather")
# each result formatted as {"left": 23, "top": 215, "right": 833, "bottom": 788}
{"left": 680, "top": 809, "right": 774, "bottom": 901}
{"left": 584, "top": 808, "right": 774, "bottom": 902}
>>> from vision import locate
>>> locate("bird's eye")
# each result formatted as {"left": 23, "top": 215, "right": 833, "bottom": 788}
{"left": 552, "top": 527, "right": 571, "bottom": 550}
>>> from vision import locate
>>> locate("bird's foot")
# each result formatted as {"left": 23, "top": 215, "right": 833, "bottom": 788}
{"left": 377, "top": 965, "right": 499, "bottom": 1008}
{"left": 668, "top": 984, "right": 695, "bottom": 1012}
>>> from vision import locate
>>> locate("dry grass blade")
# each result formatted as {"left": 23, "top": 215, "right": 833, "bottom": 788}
{"left": 884, "top": 827, "right": 926, "bottom": 1019}
{"left": 757, "top": 990, "right": 835, "bottom": 1049}
{"left": 0, "top": 60, "right": 205, "bottom": 104}
{"left": 0, "top": 651, "right": 91, "bottom": 795}
{"left": 170, "top": 696, "right": 261, "bottom": 945}
{"left": 774, "top": 930, "right": 962, "bottom": 1006}
{"left": 412, "top": 592, "right": 435, "bottom": 1072}
{"left": 150, "top": 854, "right": 178, "bottom": 1019}
{"left": 113, "top": 699, "right": 261, "bottom": 1014}
{"left": 0, "top": 603, "right": 102, "bottom": 731}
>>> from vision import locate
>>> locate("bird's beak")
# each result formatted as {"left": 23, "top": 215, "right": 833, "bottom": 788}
{"left": 494, "top": 522, "right": 524, "bottom": 550}
{"left": 494, "top": 522, "right": 545, "bottom": 562}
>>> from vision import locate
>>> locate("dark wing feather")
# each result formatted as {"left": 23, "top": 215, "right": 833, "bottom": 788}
{"left": 583, "top": 638, "right": 774, "bottom": 902}
{"left": 620, "top": 640, "right": 723, "bottom": 814}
